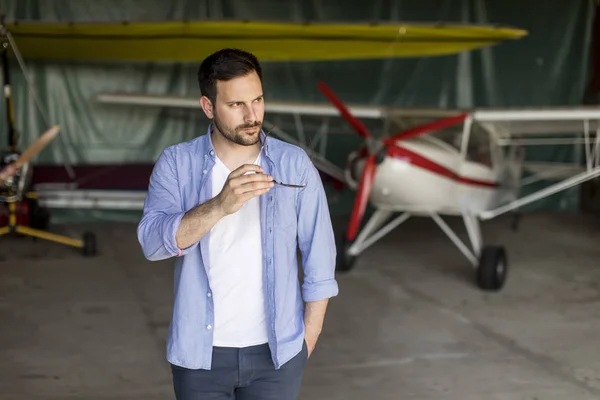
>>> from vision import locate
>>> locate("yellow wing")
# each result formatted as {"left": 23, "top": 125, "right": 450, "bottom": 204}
{"left": 5, "top": 20, "right": 527, "bottom": 62}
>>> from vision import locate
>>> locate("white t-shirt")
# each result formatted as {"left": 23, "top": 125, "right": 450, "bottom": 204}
{"left": 207, "top": 154, "right": 268, "bottom": 347}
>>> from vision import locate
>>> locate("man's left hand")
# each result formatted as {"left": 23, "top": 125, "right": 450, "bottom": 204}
{"left": 303, "top": 298, "right": 329, "bottom": 360}
{"left": 304, "top": 333, "right": 319, "bottom": 359}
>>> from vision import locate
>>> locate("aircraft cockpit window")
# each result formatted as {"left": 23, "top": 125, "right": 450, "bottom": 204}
{"left": 465, "top": 122, "right": 493, "bottom": 168}
{"left": 428, "top": 126, "right": 463, "bottom": 151}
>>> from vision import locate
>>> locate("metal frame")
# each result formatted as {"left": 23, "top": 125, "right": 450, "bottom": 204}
{"left": 476, "top": 112, "right": 600, "bottom": 220}
{"left": 347, "top": 210, "right": 409, "bottom": 257}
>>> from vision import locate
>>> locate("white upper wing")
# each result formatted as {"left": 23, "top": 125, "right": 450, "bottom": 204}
{"left": 95, "top": 92, "right": 386, "bottom": 119}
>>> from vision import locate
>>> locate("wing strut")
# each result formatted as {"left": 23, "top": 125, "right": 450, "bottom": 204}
{"left": 479, "top": 166, "right": 600, "bottom": 220}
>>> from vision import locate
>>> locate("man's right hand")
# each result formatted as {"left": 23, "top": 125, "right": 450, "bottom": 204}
{"left": 216, "top": 164, "right": 274, "bottom": 215}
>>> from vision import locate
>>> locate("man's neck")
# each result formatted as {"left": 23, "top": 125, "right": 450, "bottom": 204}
{"left": 211, "top": 127, "right": 262, "bottom": 171}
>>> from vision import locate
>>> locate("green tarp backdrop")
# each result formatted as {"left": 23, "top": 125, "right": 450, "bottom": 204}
{"left": 0, "top": 0, "right": 596, "bottom": 213}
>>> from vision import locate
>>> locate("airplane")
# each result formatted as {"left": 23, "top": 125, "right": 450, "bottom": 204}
{"left": 0, "top": 17, "right": 97, "bottom": 256}
{"left": 88, "top": 87, "right": 600, "bottom": 292}
{"left": 314, "top": 82, "right": 600, "bottom": 292}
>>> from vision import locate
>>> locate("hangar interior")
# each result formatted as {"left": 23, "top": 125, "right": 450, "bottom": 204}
{"left": 1, "top": 0, "right": 600, "bottom": 399}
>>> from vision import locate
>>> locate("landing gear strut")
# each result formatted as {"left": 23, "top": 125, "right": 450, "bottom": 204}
{"left": 336, "top": 209, "right": 509, "bottom": 291}
{"left": 433, "top": 212, "right": 509, "bottom": 291}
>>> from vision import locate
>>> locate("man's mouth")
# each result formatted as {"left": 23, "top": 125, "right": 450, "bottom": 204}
{"left": 240, "top": 125, "right": 260, "bottom": 132}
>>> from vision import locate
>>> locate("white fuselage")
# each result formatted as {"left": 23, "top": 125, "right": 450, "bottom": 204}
{"left": 349, "top": 136, "right": 520, "bottom": 216}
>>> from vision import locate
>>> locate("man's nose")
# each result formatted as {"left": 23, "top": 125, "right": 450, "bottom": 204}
{"left": 244, "top": 104, "right": 258, "bottom": 122}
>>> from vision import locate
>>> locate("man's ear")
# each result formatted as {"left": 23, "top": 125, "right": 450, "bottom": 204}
{"left": 199, "top": 96, "right": 214, "bottom": 119}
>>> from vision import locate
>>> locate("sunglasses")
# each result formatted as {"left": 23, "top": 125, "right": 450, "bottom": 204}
{"left": 259, "top": 126, "right": 306, "bottom": 188}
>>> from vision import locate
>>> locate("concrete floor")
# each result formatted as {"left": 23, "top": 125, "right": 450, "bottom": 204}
{"left": 1, "top": 212, "right": 600, "bottom": 399}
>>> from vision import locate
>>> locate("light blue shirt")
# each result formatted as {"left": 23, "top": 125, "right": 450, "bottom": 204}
{"left": 137, "top": 125, "right": 339, "bottom": 370}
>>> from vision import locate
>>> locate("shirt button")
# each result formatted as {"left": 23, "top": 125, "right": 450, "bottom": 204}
{"left": 207, "top": 325, "right": 212, "bottom": 330}
{"left": 210, "top": 150, "right": 214, "bottom": 155}
{"left": 203, "top": 170, "right": 207, "bottom": 174}
{"left": 207, "top": 292, "right": 212, "bottom": 297}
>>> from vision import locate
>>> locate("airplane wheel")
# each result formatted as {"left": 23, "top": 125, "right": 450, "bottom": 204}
{"left": 476, "top": 245, "right": 508, "bottom": 291}
{"left": 510, "top": 212, "right": 522, "bottom": 232}
{"left": 336, "top": 235, "right": 357, "bottom": 272}
{"left": 82, "top": 231, "right": 97, "bottom": 257}
{"left": 29, "top": 201, "right": 50, "bottom": 231}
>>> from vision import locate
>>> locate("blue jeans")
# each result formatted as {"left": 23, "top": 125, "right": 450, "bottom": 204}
{"left": 170, "top": 342, "right": 308, "bottom": 400}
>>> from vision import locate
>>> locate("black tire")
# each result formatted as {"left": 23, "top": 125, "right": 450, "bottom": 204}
{"left": 28, "top": 198, "right": 51, "bottom": 231}
{"left": 510, "top": 212, "right": 522, "bottom": 232}
{"left": 82, "top": 231, "right": 97, "bottom": 257}
{"left": 336, "top": 234, "right": 357, "bottom": 272}
{"left": 476, "top": 245, "right": 508, "bottom": 291}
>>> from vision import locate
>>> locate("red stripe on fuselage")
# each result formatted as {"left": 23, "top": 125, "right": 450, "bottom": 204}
{"left": 386, "top": 144, "right": 499, "bottom": 188}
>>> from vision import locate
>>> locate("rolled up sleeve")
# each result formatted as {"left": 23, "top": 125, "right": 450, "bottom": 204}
{"left": 296, "top": 156, "right": 339, "bottom": 302}
{"left": 137, "top": 148, "right": 198, "bottom": 261}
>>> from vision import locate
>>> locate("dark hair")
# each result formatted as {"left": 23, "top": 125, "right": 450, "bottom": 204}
{"left": 197, "top": 48, "right": 263, "bottom": 103}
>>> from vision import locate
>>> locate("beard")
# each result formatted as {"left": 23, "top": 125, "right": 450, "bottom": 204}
{"left": 213, "top": 113, "right": 262, "bottom": 147}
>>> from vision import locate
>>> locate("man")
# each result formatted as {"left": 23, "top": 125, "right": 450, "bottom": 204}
{"left": 137, "top": 48, "right": 339, "bottom": 400}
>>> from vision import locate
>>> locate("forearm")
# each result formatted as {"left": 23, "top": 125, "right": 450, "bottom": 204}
{"left": 304, "top": 298, "right": 329, "bottom": 339}
{"left": 175, "top": 196, "right": 225, "bottom": 249}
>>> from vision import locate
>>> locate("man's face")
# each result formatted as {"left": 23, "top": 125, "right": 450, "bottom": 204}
{"left": 203, "top": 71, "right": 265, "bottom": 147}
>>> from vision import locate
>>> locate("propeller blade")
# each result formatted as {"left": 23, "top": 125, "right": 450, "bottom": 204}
{"left": 346, "top": 154, "right": 377, "bottom": 242}
{"left": 382, "top": 113, "right": 468, "bottom": 144}
{"left": 15, "top": 125, "right": 61, "bottom": 168}
{"left": 317, "top": 81, "right": 372, "bottom": 139}
{"left": 0, "top": 125, "right": 60, "bottom": 185}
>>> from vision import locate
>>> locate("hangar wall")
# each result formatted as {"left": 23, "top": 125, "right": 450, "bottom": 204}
{"left": 0, "top": 0, "right": 596, "bottom": 212}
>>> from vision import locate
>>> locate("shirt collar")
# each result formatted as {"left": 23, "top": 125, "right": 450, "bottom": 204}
{"left": 206, "top": 123, "right": 217, "bottom": 159}
{"left": 259, "top": 128, "right": 270, "bottom": 157}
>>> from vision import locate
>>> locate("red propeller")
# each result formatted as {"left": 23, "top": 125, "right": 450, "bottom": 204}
{"left": 317, "top": 82, "right": 372, "bottom": 139}
{"left": 316, "top": 81, "right": 467, "bottom": 242}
